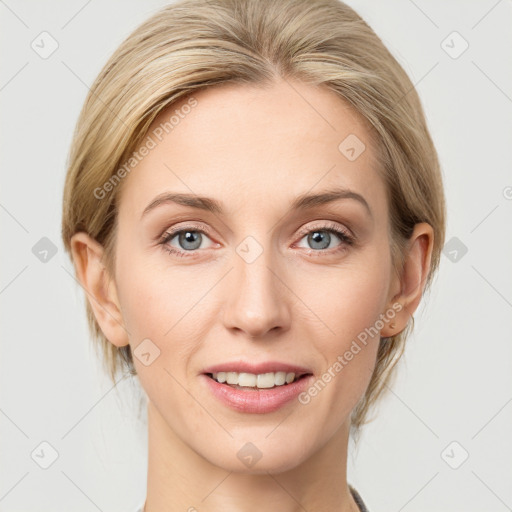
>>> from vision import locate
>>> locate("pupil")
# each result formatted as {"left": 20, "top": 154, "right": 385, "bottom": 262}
{"left": 309, "top": 231, "right": 330, "bottom": 250}
{"left": 180, "top": 231, "right": 201, "bottom": 250}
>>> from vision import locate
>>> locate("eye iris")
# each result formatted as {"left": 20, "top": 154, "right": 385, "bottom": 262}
{"left": 179, "top": 231, "right": 202, "bottom": 250}
{"left": 308, "top": 230, "right": 331, "bottom": 250}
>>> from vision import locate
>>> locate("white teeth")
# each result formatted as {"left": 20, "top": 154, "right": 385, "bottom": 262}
{"left": 274, "top": 371, "right": 286, "bottom": 385}
{"left": 238, "top": 372, "right": 257, "bottom": 387}
{"left": 257, "top": 372, "right": 275, "bottom": 388}
{"left": 211, "top": 371, "right": 298, "bottom": 388}
{"left": 226, "top": 372, "right": 238, "bottom": 384}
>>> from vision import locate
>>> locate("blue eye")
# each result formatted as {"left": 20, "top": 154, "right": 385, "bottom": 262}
{"left": 159, "top": 222, "right": 354, "bottom": 259}
{"left": 169, "top": 230, "right": 203, "bottom": 251}
{"left": 298, "top": 227, "right": 353, "bottom": 251}
{"left": 159, "top": 227, "right": 213, "bottom": 257}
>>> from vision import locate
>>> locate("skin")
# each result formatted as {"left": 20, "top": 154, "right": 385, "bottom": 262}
{"left": 71, "top": 77, "right": 434, "bottom": 512}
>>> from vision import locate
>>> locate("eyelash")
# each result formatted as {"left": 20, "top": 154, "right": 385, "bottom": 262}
{"left": 158, "top": 221, "right": 355, "bottom": 259}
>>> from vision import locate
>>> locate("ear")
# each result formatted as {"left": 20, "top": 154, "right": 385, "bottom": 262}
{"left": 380, "top": 222, "right": 434, "bottom": 337}
{"left": 70, "top": 232, "right": 130, "bottom": 348}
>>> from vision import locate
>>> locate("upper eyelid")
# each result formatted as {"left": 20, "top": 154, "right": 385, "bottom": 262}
{"left": 296, "top": 220, "right": 351, "bottom": 236}
{"left": 162, "top": 221, "right": 210, "bottom": 236}
{"left": 162, "top": 220, "right": 349, "bottom": 234}
{"left": 161, "top": 221, "right": 352, "bottom": 245}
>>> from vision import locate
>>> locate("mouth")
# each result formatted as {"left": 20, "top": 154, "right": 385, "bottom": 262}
{"left": 201, "top": 368, "right": 315, "bottom": 413}
{"left": 200, "top": 361, "right": 314, "bottom": 412}
{"left": 204, "top": 371, "right": 312, "bottom": 390}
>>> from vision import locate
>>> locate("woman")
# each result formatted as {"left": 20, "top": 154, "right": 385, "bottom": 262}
{"left": 61, "top": 0, "right": 446, "bottom": 510}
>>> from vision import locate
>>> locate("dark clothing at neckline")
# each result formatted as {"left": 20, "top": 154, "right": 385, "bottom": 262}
{"left": 349, "top": 485, "right": 370, "bottom": 512}
{"left": 136, "top": 485, "right": 370, "bottom": 512}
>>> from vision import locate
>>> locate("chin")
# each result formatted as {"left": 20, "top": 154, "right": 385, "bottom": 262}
{"left": 202, "top": 436, "right": 313, "bottom": 475}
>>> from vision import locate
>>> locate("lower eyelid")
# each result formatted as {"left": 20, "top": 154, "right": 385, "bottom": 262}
{"left": 295, "top": 231, "right": 353, "bottom": 252}
{"left": 161, "top": 229, "right": 213, "bottom": 249}
{"left": 160, "top": 226, "right": 353, "bottom": 258}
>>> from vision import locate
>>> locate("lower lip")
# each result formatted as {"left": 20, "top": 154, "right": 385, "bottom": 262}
{"left": 201, "top": 374, "right": 314, "bottom": 414}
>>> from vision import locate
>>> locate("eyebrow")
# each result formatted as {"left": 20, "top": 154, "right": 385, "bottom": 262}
{"left": 141, "top": 186, "right": 372, "bottom": 219}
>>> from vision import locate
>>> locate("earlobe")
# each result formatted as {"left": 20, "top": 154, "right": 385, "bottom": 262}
{"left": 380, "top": 222, "right": 434, "bottom": 337}
{"left": 70, "top": 232, "right": 130, "bottom": 347}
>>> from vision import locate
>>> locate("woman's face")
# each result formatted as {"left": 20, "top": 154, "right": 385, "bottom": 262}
{"left": 112, "top": 78, "right": 400, "bottom": 472}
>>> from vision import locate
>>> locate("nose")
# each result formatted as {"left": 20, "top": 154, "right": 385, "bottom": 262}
{"left": 222, "top": 243, "right": 291, "bottom": 339}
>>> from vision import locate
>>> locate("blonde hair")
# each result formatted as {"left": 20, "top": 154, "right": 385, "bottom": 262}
{"left": 61, "top": 0, "right": 446, "bottom": 433}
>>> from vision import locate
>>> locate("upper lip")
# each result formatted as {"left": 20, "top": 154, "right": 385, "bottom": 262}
{"left": 202, "top": 361, "right": 313, "bottom": 376}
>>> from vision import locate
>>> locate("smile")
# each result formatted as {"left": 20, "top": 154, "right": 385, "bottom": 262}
{"left": 201, "top": 361, "right": 314, "bottom": 413}
{"left": 207, "top": 371, "right": 305, "bottom": 389}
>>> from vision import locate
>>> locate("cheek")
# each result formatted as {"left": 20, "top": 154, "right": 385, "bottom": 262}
{"left": 300, "top": 250, "right": 391, "bottom": 345}
{"left": 297, "top": 248, "right": 391, "bottom": 408}
{"left": 114, "top": 247, "right": 208, "bottom": 366}
{"left": 116, "top": 228, "right": 392, "bottom": 350}
{"left": 114, "top": 261, "right": 199, "bottom": 410}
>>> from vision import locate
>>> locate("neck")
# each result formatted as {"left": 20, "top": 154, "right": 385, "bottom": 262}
{"left": 143, "top": 401, "right": 360, "bottom": 512}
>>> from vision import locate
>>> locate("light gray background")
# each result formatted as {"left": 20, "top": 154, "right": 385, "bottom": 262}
{"left": 1, "top": 1, "right": 511, "bottom": 511}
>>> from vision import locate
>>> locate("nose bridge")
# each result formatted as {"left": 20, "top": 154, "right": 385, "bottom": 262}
{"left": 222, "top": 234, "right": 290, "bottom": 337}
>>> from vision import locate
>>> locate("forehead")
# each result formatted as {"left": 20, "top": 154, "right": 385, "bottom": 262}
{"left": 118, "top": 78, "right": 386, "bottom": 220}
